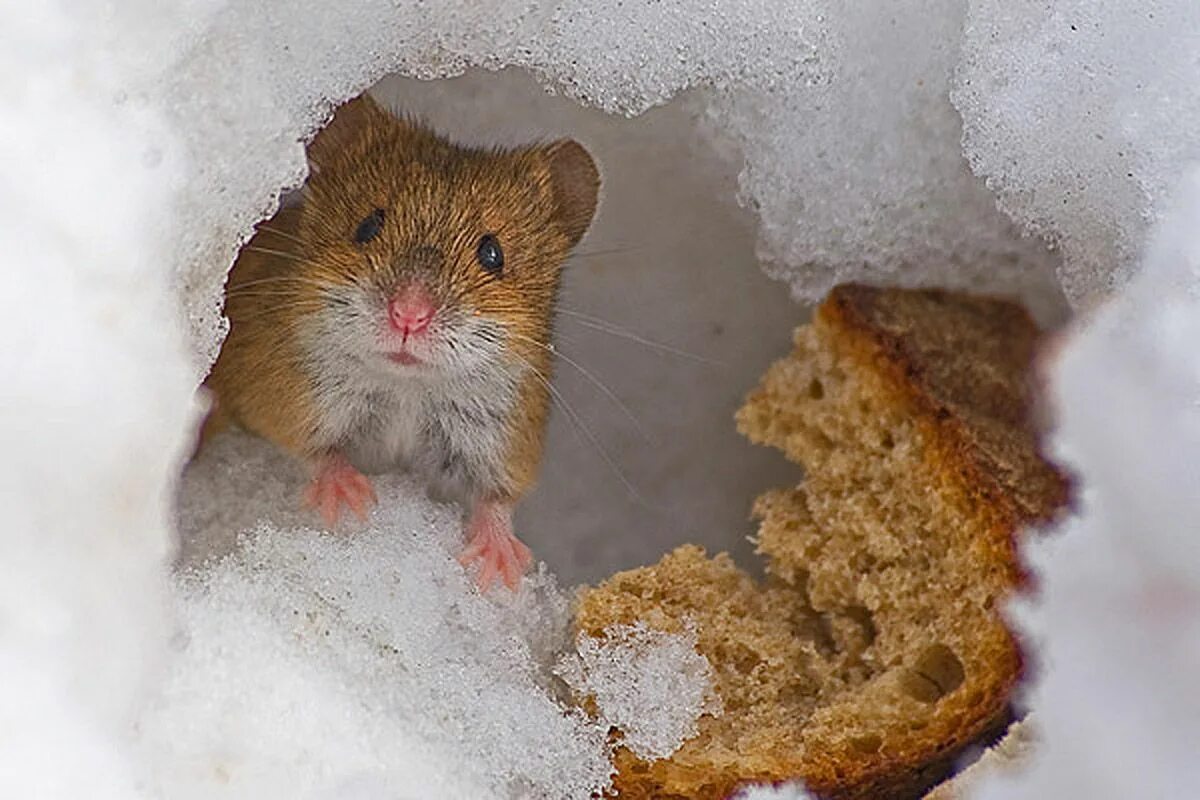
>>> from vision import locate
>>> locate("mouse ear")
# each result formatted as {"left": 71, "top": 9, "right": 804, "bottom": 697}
{"left": 541, "top": 140, "right": 600, "bottom": 248}
{"left": 307, "top": 93, "right": 390, "bottom": 170}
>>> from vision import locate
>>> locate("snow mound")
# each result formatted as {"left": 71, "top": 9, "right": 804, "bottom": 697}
{"left": 703, "top": 0, "right": 1063, "bottom": 317}
{"left": 955, "top": 0, "right": 1200, "bottom": 303}
{"left": 0, "top": 4, "right": 196, "bottom": 798}
{"left": 156, "top": 432, "right": 714, "bottom": 798}
{"left": 976, "top": 167, "right": 1200, "bottom": 798}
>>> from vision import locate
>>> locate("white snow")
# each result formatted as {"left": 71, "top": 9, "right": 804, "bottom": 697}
{"left": 955, "top": 0, "right": 1200, "bottom": 304}
{"left": 159, "top": 431, "right": 722, "bottom": 798}
{"left": 3, "top": 0, "right": 1200, "bottom": 798}
{"left": 157, "top": 434, "right": 614, "bottom": 799}
{"left": 701, "top": 0, "right": 1065, "bottom": 319}
{"left": 733, "top": 783, "right": 815, "bottom": 800}
{"left": 0, "top": 4, "right": 196, "bottom": 798}
{"left": 557, "top": 622, "right": 721, "bottom": 761}
{"left": 975, "top": 168, "right": 1200, "bottom": 799}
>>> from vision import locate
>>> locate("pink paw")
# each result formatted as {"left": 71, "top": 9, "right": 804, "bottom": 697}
{"left": 457, "top": 502, "right": 533, "bottom": 592}
{"left": 303, "top": 453, "right": 377, "bottom": 527}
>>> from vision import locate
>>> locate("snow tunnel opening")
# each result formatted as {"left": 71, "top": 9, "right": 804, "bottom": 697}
{"left": 177, "top": 67, "right": 804, "bottom": 585}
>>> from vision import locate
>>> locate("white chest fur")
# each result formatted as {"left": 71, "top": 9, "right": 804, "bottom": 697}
{"left": 309, "top": 361, "right": 521, "bottom": 505}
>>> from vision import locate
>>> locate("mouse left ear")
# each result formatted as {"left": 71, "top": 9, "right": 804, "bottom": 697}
{"left": 540, "top": 140, "right": 600, "bottom": 248}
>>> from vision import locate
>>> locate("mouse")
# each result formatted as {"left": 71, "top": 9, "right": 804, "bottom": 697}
{"left": 200, "top": 92, "right": 600, "bottom": 591}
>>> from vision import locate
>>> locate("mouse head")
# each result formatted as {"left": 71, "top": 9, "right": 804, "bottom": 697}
{"left": 294, "top": 93, "right": 600, "bottom": 380}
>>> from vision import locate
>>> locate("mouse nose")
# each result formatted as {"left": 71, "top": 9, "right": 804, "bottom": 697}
{"left": 388, "top": 286, "right": 434, "bottom": 339}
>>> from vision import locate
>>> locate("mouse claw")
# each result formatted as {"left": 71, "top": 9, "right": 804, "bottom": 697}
{"left": 459, "top": 501, "right": 533, "bottom": 593}
{"left": 304, "top": 453, "right": 377, "bottom": 529}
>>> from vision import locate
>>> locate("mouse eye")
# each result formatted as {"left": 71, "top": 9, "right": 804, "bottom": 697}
{"left": 475, "top": 234, "right": 504, "bottom": 275}
{"left": 354, "top": 208, "right": 385, "bottom": 245}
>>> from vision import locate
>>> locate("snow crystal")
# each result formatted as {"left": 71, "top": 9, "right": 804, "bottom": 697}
{"left": 161, "top": 431, "right": 613, "bottom": 799}
{"left": 525, "top": 0, "right": 831, "bottom": 115}
{"left": 976, "top": 168, "right": 1200, "bottom": 797}
{"left": 556, "top": 622, "right": 720, "bottom": 760}
{"left": 733, "top": 783, "right": 815, "bottom": 800}
{"left": 955, "top": 0, "right": 1200, "bottom": 304}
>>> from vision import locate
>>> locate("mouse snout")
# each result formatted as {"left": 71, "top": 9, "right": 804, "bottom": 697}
{"left": 387, "top": 285, "right": 435, "bottom": 339}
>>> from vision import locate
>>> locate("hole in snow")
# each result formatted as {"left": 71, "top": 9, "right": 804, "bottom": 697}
{"left": 179, "top": 67, "right": 804, "bottom": 585}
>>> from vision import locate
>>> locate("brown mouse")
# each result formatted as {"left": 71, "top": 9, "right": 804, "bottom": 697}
{"left": 201, "top": 92, "right": 600, "bottom": 591}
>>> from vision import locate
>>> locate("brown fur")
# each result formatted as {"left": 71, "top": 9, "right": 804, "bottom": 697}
{"left": 203, "top": 93, "right": 600, "bottom": 505}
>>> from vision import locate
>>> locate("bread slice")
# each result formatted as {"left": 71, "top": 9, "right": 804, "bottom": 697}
{"left": 573, "top": 284, "right": 1070, "bottom": 799}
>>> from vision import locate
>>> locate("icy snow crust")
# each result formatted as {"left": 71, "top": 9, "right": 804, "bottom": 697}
{"left": 4, "top": 0, "right": 1200, "bottom": 799}
{"left": 955, "top": 0, "right": 1200, "bottom": 303}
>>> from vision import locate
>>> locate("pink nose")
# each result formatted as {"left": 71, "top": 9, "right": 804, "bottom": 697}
{"left": 388, "top": 286, "right": 434, "bottom": 338}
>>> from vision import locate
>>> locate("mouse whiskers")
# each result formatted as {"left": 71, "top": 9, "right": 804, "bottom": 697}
{"left": 224, "top": 275, "right": 344, "bottom": 296}
{"left": 241, "top": 245, "right": 312, "bottom": 263}
{"left": 568, "top": 243, "right": 641, "bottom": 261}
{"left": 223, "top": 300, "right": 327, "bottom": 325}
{"left": 504, "top": 349, "right": 654, "bottom": 511}
{"left": 505, "top": 331, "right": 652, "bottom": 444}
{"left": 555, "top": 307, "right": 725, "bottom": 366}
{"left": 253, "top": 224, "right": 310, "bottom": 249}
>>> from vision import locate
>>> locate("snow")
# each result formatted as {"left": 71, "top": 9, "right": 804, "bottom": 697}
{"left": 955, "top": 0, "right": 1200, "bottom": 304}
{"left": 158, "top": 431, "right": 727, "bottom": 798}
{"left": 0, "top": 4, "right": 196, "bottom": 798}
{"left": 702, "top": 0, "right": 1065, "bottom": 319}
{"left": 557, "top": 622, "right": 721, "bottom": 760}
{"left": 733, "top": 783, "right": 815, "bottom": 800}
{"left": 3, "top": 0, "right": 1200, "bottom": 798}
{"left": 158, "top": 434, "right": 615, "bottom": 799}
{"left": 976, "top": 168, "right": 1200, "bottom": 799}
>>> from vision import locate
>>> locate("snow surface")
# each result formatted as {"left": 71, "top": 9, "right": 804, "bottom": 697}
{"left": 955, "top": 0, "right": 1200, "bottom": 304}
{"left": 557, "top": 622, "right": 721, "bottom": 761}
{"left": 976, "top": 167, "right": 1200, "bottom": 799}
{"left": 165, "top": 433, "right": 621, "bottom": 799}
{"left": 700, "top": 0, "right": 1065, "bottom": 317}
{"left": 3, "top": 0, "right": 1200, "bottom": 799}
{"left": 0, "top": 4, "right": 197, "bottom": 798}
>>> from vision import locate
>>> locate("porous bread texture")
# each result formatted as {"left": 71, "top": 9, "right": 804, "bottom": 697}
{"left": 573, "top": 284, "right": 1070, "bottom": 800}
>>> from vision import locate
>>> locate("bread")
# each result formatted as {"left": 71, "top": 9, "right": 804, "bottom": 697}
{"left": 573, "top": 284, "right": 1070, "bottom": 799}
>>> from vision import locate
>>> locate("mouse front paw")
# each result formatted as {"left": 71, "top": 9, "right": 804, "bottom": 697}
{"left": 303, "top": 453, "right": 377, "bottom": 528}
{"left": 458, "top": 501, "right": 533, "bottom": 592}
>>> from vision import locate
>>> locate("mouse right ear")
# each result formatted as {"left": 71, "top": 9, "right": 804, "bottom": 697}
{"left": 541, "top": 139, "right": 601, "bottom": 248}
{"left": 306, "top": 93, "right": 390, "bottom": 170}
